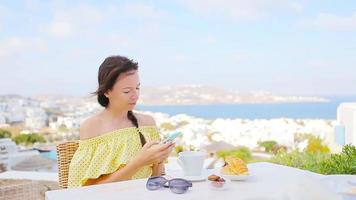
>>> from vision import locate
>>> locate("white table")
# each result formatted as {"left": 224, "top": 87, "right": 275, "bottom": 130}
{"left": 46, "top": 162, "right": 355, "bottom": 200}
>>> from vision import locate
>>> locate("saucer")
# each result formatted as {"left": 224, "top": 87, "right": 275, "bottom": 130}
{"left": 165, "top": 169, "right": 214, "bottom": 182}
{"left": 221, "top": 174, "right": 250, "bottom": 181}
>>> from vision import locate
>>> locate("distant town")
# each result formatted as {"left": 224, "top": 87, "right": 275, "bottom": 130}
{"left": 0, "top": 86, "right": 329, "bottom": 129}
{"left": 0, "top": 86, "right": 334, "bottom": 146}
{"left": 0, "top": 94, "right": 98, "bottom": 142}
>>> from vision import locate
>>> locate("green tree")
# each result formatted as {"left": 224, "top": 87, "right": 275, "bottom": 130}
{"left": 0, "top": 129, "right": 12, "bottom": 138}
{"left": 13, "top": 133, "right": 46, "bottom": 146}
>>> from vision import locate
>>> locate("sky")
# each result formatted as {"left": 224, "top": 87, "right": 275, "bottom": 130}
{"left": 0, "top": 0, "right": 356, "bottom": 97}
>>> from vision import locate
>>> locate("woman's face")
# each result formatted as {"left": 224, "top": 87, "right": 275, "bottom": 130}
{"left": 105, "top": 70, "right": 140, "bottom": 111}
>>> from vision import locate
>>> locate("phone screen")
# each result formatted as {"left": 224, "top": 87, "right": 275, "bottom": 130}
{"left": 161, "top": 131, "right": 182, "bottom": 144}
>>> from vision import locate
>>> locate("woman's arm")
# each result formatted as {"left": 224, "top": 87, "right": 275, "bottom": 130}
{"left": 84, "top": 141, "right": 174, "bottom": 186}
{"left": 84, "top": 159, "right": 142, "bottom": 186}
{"left": 151, "top": 162, "right": 164, "bottom": 176}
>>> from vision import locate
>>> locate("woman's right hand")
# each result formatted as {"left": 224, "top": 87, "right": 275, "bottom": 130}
{"left": 133, "top": 141, "right": 174, "bottom": 167}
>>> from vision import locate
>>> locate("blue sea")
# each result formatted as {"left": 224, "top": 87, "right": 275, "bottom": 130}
{"left": 41, "top": 151, "right": 57, "bottom": 160}
{"left": 136, "top": 96, "right": 356, "bottom": 120}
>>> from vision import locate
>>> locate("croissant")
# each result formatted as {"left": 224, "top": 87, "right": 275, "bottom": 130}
{"left": 221, "top": 156, "right": 249, "bottom": 175}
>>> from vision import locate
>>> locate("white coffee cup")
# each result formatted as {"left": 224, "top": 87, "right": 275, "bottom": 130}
{"left": 177, "top": 151, "right": 207, "bottom": 176}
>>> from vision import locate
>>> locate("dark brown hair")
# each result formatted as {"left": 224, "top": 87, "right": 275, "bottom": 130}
{"left": 93, "top": 55, "right": 146, "bottom": 146}
{"left": 94, "top": 55, "right": 138, "bottom": 107}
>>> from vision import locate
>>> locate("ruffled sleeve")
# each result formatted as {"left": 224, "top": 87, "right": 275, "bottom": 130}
{"left": 67, "top": 126, "right": 161, "bottom": 188}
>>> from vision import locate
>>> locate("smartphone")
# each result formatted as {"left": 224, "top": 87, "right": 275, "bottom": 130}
{"left": 160, "top": 131, "right": 182, "bottom": 144}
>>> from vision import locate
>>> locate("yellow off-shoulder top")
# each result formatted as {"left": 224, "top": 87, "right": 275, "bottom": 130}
{"left": 67, "top": 126, "right": 160, "bottom": 188}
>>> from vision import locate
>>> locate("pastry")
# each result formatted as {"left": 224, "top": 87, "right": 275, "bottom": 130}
{"left": 208, "top": 174, "right": 225, "bottom": 188}
{"left": 221, "top": 156, "right": 249, "bottom": 175}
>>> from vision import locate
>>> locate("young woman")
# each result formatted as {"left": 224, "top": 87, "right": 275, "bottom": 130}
{"left": 68, "top": 55, "right": 174, "bottom": 187}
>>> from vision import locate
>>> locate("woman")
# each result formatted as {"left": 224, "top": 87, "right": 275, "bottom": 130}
{"left": 67, "top": 55, "right": 174, "bottom": 188}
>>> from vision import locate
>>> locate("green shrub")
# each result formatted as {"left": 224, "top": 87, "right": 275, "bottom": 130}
{"left": 174, "top": 145, "right": 184, "bottom": 156}
{"left": 0, "top": 129, "right": 12, "bottom": 138}
{"left": 319, "top": 144, "right": 356, "bottom": 175}
{"left": 258, "top": 140, "right": 278, "bottom": 153}
{"left": 13, "top": 133, "right": 46, "bottom": 146}
{"left": 272, "top": 145, "right": 287, "bottom": 154}
{"left": 294, "top": 133, "right": 330, "bottom": 153}
{"left": 271, "top": 150, "right": 331, "bottom": 173}
{"left": 270, "top": 145, "right": 356, "bottom": 175}
{"left": 216, "top": 146, "right": 252, "bottom": 162}
{"left": 160, "top": 122, "right": 175, "bottom": 131}
{"left": 305, "top": 136, "right": 330, "bottom": 153}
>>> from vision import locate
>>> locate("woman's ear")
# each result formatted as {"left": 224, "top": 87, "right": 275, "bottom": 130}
{"left": 104, "top": 90, "right": 111, "bottom": 98}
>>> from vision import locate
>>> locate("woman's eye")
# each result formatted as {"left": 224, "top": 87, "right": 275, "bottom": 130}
{"left": 123, "top": 91, "right": 130, "bottom": 94}
{"left": 136, "top": 87, "right": 140, "bottom": 90}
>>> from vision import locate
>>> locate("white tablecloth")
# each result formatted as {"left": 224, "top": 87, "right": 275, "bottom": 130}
{"left": 45, "top": 162, "right": 355, "bottom": 200}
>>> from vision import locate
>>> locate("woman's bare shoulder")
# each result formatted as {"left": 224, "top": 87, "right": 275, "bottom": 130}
{"left": 135, "top": 113, "right": 156, "bottom": 127}
{"left": 79, "top": 114, "right": 104, "bottom": 140}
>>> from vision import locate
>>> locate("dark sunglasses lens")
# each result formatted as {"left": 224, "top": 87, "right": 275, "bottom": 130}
{"left": 146, "top": 177, "right": 166, "bottom": 190}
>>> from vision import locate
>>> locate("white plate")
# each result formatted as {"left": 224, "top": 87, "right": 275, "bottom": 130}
{"left": 221, "top": 174, "right": 250, "bottom": 181}
{"left": 165, "top": 169, "right": 215, "bottom": 182}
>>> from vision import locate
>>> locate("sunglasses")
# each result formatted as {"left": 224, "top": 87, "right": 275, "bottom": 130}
{"left": 146, "top": 176, "right": 193, "bottom": 194}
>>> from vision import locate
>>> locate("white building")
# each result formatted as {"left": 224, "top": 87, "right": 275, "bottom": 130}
{"left": 4, "top": 103, "right": 26, "bottom": 123}
{"left": 25, "top": 107, "right": 47, "bottom": 129}
{"left": 25, "top": 117, "right": 46, "bottom": 130}
{"left": 50, "top": 116, "right": 80, "bottom": 130}
{"left": 0, "top": 102, "right": 7, "bottom": 112}
{"left": 0, "top": 114, "right": 6, "bottom": 124}
{"left": 336, "top": 103, "right": 356, "bottom": 145}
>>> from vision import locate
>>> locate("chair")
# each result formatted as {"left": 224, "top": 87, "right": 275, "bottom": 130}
{"left": 56, "top": 141, "right": 79, "bottom": 188}
{"left": 0, "top": 179, "right": 41, "bottom": 200}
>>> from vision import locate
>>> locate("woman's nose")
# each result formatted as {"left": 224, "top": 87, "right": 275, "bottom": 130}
{"left": 131, "top": 90, "right": 139, "bottom": 100}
